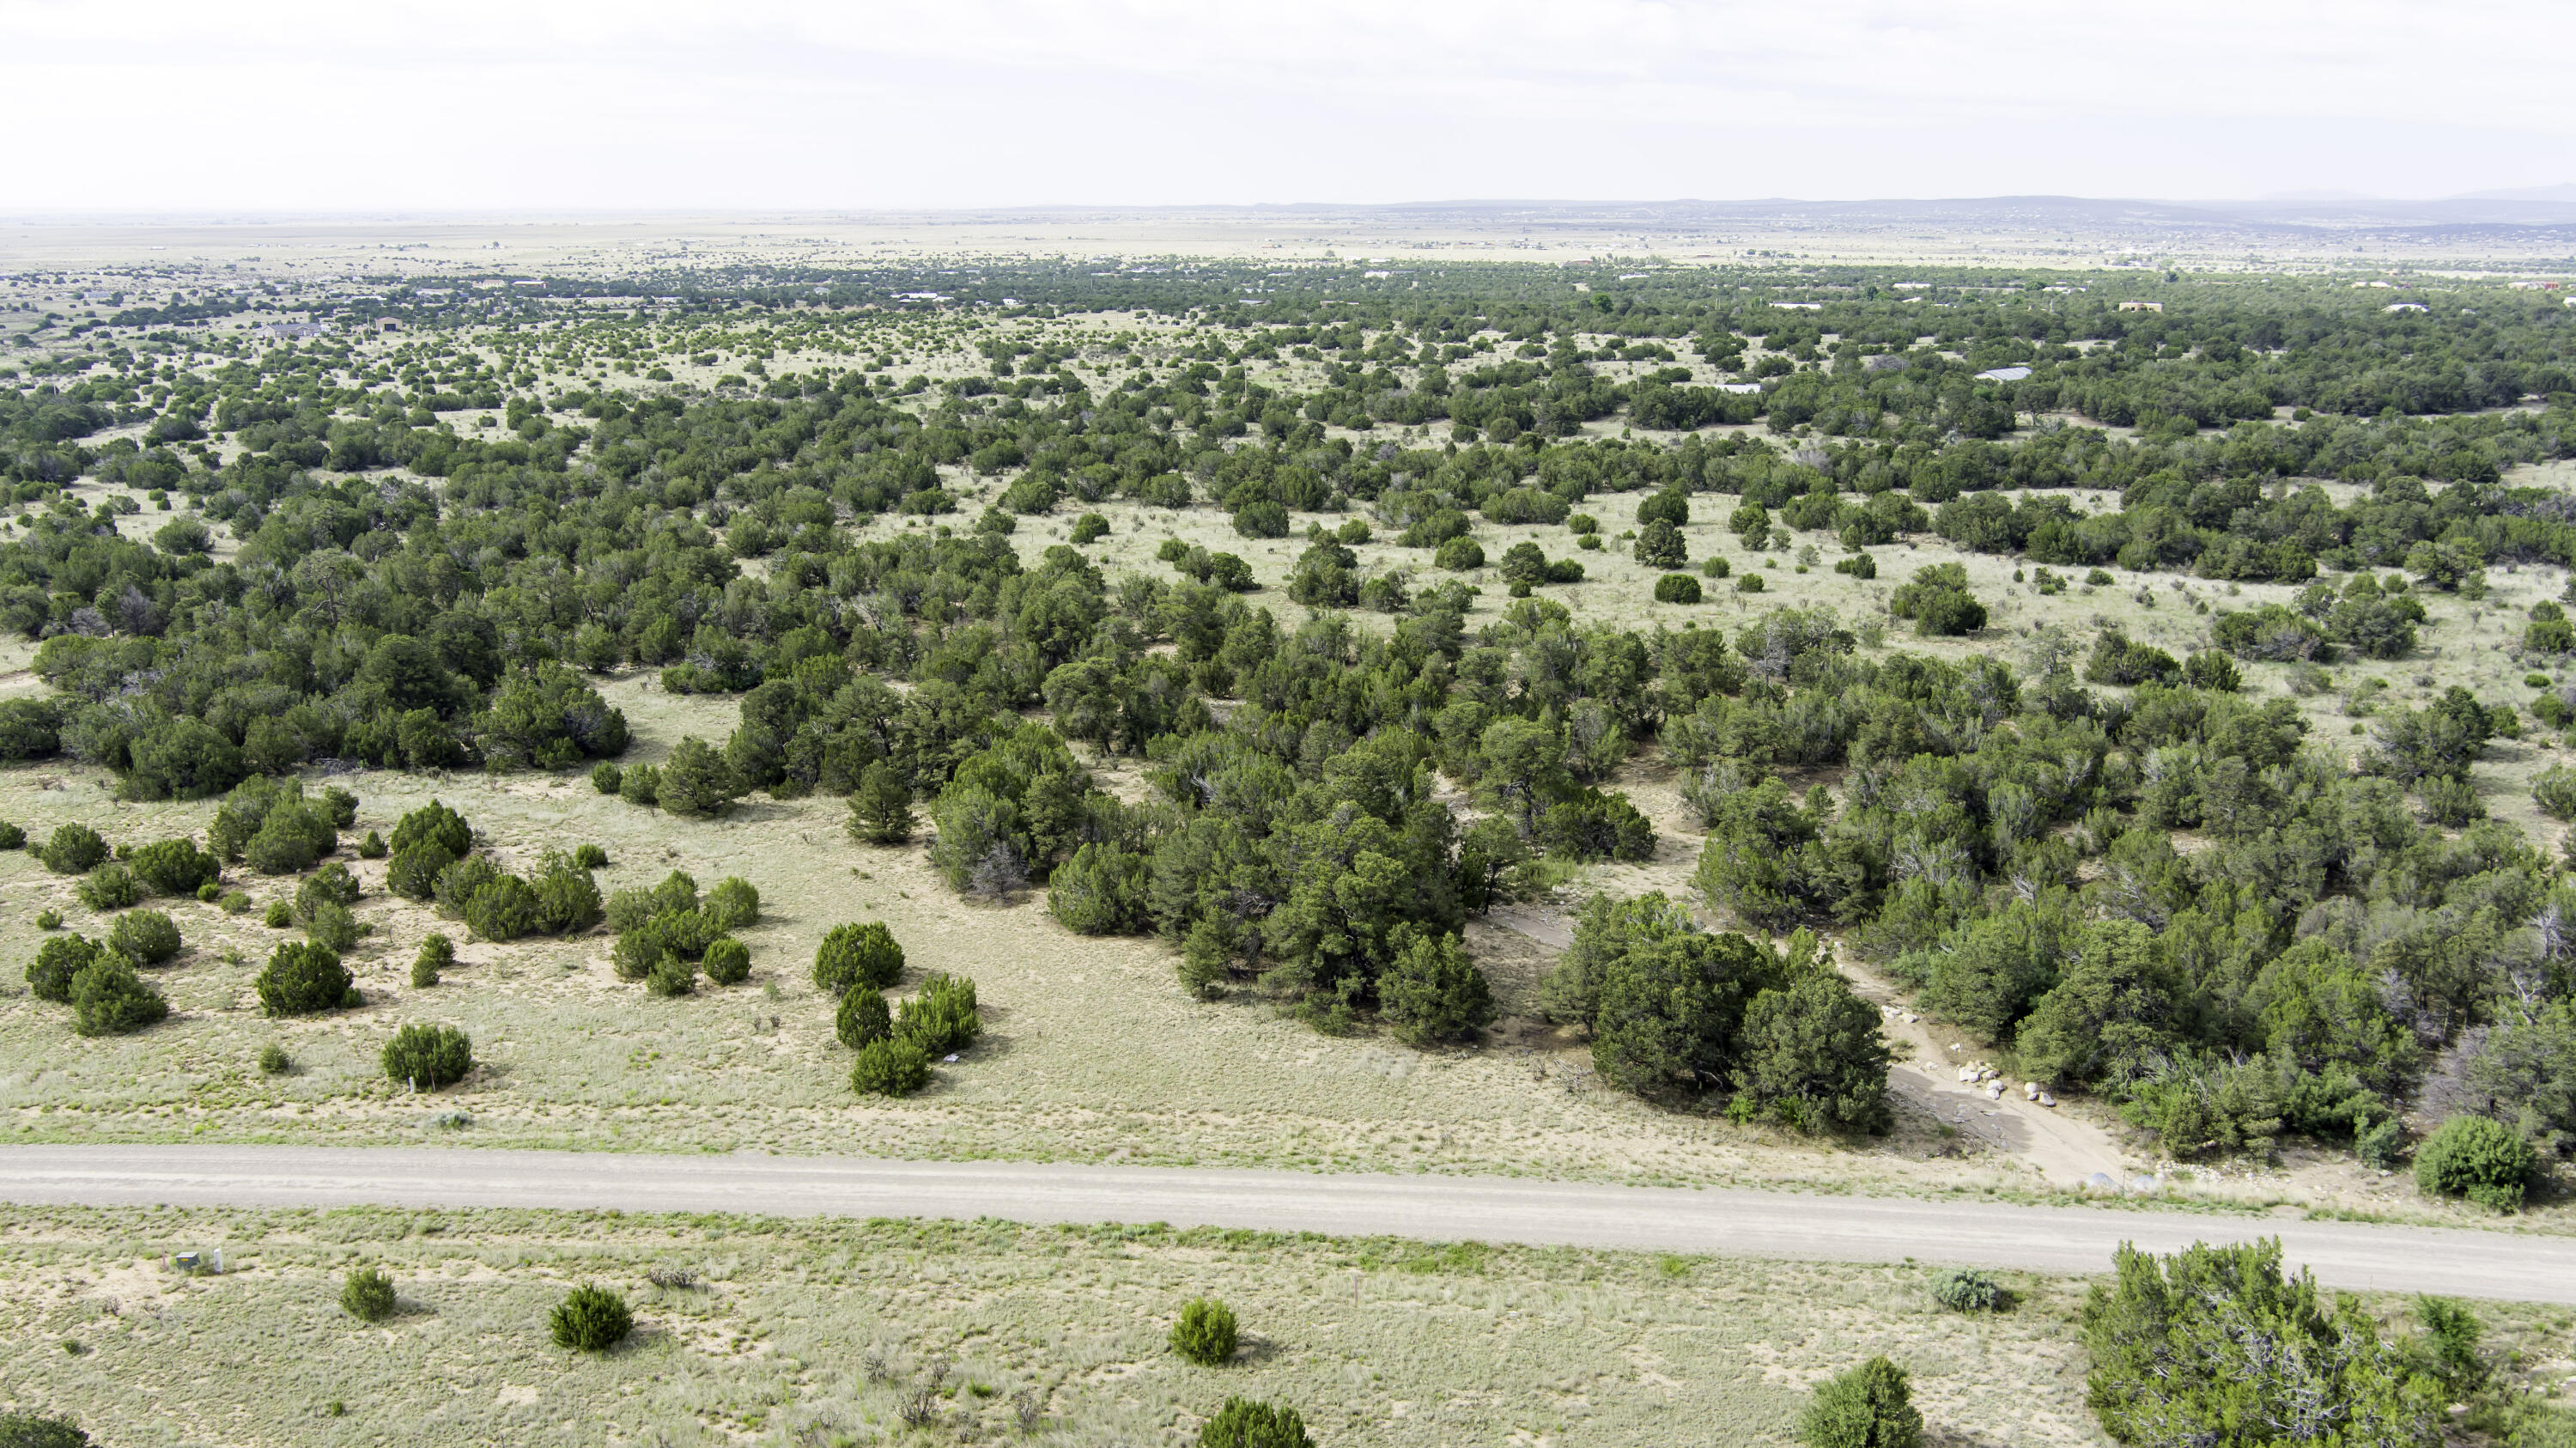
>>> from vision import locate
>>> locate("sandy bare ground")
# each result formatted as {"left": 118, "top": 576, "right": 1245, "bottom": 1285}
{"left": 1, "top": 1143, "right": 2564, "bottom": 1305}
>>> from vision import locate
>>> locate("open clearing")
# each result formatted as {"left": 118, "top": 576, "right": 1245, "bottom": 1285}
{"left": 9, "top": 1197, "right": 2576, "bottom": 1448}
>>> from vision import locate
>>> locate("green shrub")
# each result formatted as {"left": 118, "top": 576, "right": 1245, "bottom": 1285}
{"left": 383, "top": 1023, "right": 472, "bottom": 1088}
{"left": 617, "top": 762, "right": 660, "bottom": 807}
{"left": 218, "top": 890, "right": 250, "bottom": 916}
{"left": 1434, "top": 536, "right": 1485, "bottom": 571}
{"left": 549, "top": 1285, "right": 633, "bottom": 1352}
{"left": 412, "top": 934, "right": 453, "bottom": 988}
{"left": 26, "top": 935, "right": 97, "bottom": 1002}
{"left": 196, "top": 881, "right": 222, "bottom": 903}
{"left": 319, "top": 786, "right": 358, "bottom": 829}
{"left": 1701, "top": 555, "right": 1732, "bottom": 578}
{"left": 896, "top": 972, "right": 981, "bottom": 1056}
{"left": 645, "top": 953, "right": 696, "bottom": 997}
{"left": 650, "top": 870, "right": 700, "bottom": 916}
{"left": 36, "top": 823, "right": 108, "bottom": 875}
{"left": 1198, "top": 1398, "right": 1312, "bottom": 1448}
{"left": 304, "top": 900, "right": 362, "bottom": 952}
{"left": 530, "top": 854, "right": 604, "bottom": 933}
{"left": 74, "top": 863, "right": 141, "bottom": 912}
{"left": 702, "top": 937, "right": 750, "bottom": 985}
{"left": 704, "top": 877, "right": 760, "bottom": 931}
{"left": 2415, "top": 1114, "right": 2537, "bottom": 1211}
{"left": 1928, "top": 1268, "right": 2004, "bottom": 1312}
{"left": 1736, "top": 572, "right": 1765, "bottom": 593}
{"left": 389, "top": 799, "right": 473, "bottom": 860}
{"left": 1170, "top": 1298, "right": 1239, "bottom": 1366}
{"left": 816, "top": 922, "right": 903, "bottom": 995}
{"left": 605, "top": 886, "right": 655, "bottom": 935}
{"left": 340, "top": 1267, "right": 397, "bottom": 1323}
{"left": 846, "top": 761, "right": 916, "bottom": 844}
{"left": 462, "top": 874, "right": 541, "bottom": 942}
{"left": 263, "top": 898, "right": 294, "bottom": 928}
{"left": 0, "top": 1410, "right": 89, "bottom": 1447}
{"left": 106, "top": 910, "right": 182, "bottom": 965}
{"left": 1377, "top": 931, "right": 1496, "bottom": 1046}
{"left": 572, "top": 843, "right": 609, "bottom": 870}
{"left": 1832, "top": 552, "right": 1875, "bottom": 580}
{"left": 295, "top": 862, "right": 361, "bottom": 919}
{"left": 590, "top": 761, "right": 623, "bottom": 795}
{"left": 1799, "top": 1356, "right": 1921, "bottom": 1448}
{"left": 70, "top": 952, "right": 167, "bottom": 1037}
{"left": 1653, "top": 573, "right": 1703, "bottom": 604}
{"left": 243, "top": 801, "right": 334, "bottom": 874}
{"left": 431, "top": 855, "right": 501, "bottom": 916}
{"left": 1047, "top": 843, "right": 1151, "bottom": 934}
{"left": 128, "top": 838, "right": 218, "bottom": 896}
{"left": 850, "top": 1036, "right": 931, "bottom": 1096}
{"left": 386, "top": 843, "right": 458, "bottom": 901}
{"left": 356, "top": 830, "right": 387, "bottom": 859}
{"left": 1070, "top": 512, "right": 1109, "bottom": 544}
{"left": 258, "top": 1043, "right": 291, "bottom": 1075}
{"left": 34, "top": 908, "right": 61, "bottom": 930}
{"left": 2536, "top": 764, "right": 2576, "bottom": 820}
{"left": 836, "top": 988, "right": 892, "bottom": 1049}
{"left": 0, "top": 820, "right": 23, "bottom": 849}
{"left": 256, "top": 940, "right": 353, "bottom": 1016}
{"left": 2084, "top": 1239, "right": 2439, "bottom": 1445}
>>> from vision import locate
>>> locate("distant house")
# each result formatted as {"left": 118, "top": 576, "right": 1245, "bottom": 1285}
{"left": 2385, "top": 303, "right": 2428, "bottom": 313}
{"left": 1975, "top": 366, "right": 2033, "bottom": 381}
{"left": 377, "top": 319, "right": 400, "bottom": 332}
{"left": 257, "top": 322, "right": 329, "bottom": 339}
{"left": 1715, "top": 382, "right": 1764, "bottom": 394}
{"left": 2117, "top": 301, "right": 2163, "bottom": 313}
{"left": 1863, "top": 355, "right": 1908, "bottom": 374}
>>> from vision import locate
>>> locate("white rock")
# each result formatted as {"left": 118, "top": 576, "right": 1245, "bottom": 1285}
{"left": 2038, "top": 1092, "right": 2057, "bottom": 1107}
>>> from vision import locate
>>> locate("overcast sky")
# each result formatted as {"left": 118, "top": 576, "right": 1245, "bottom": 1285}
{"left": 3, "top": 0, "right": 2565, "bottom": 212}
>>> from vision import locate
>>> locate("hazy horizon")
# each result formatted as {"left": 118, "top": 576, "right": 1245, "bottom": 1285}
{"left": 4, "top": 0, "right": 2566, "bottom": 213}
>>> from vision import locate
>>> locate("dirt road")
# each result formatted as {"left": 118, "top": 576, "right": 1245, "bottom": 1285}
{"left": 3, "top": 1144, "right": 2567, "bottom": 1303}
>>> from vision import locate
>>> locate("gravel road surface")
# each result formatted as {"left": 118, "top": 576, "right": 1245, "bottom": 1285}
{"left": 3, "top": 1145, "right": 2564, "bottom": 1302}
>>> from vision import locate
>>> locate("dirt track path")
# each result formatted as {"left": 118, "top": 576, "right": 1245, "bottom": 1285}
{"left": 1, "top": 1143, "right": 2564, "bottom": 1303}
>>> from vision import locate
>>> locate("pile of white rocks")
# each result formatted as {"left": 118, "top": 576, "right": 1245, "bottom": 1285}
{"left": 1953, "top": 1061, "right": 2054, "bottom": 1107}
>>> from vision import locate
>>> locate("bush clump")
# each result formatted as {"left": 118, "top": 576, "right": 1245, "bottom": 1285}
{"left": 1377, "top": 930, "right": 1496, "bottom": 1046}
{"left": 106, "top": 910, "right": 183, "bottom": 965}
{"left": 703, "top": 876, "right": 760, "bottom": 931}
{"left": 0, "top": 820, "right": 23, "bottom": 850}
{"left": 850, "top": 1036, "right": 932, "bottom": 1096}
{"left": 815, "top": 922, "right": 903, "bottom": 995}
{"left": 549, "top": 1285, "right": 633, "bottom": 1352}
{"left": 0, "top": 1410, "right": 90, "bottom": 1447}
{"left": 390, "top": 799, "right": 473, "bottom": 860}
{"left": 35, "top": 823, "right": 109, "bottom": 875}
{"left": 258, "top": 1043, "right": 291, "bottom": 1074}
{"left": 896, "top": 972, "right": 981, "bottom": 1056}
{"left": 702, "top": 937, "right": 750, "bottom": 985}
{"left": 1170, "top": 1298, "right": 1239, "bottom": 1366}
{"left": 1198, "top": 1398, "right": 1312, "bottom": 1448}
{"left": 27, "top": 935, "right": 98, "bottom": 1002}
{"left": 1928, "top": 1268, "right": 2005, "bottom": 1313}
{"left": 341, "top": 1267, "right": 397, "bottom": 1323}
{"left": 383, "top": 1023, "right": 473, "bottom": 1089}
{"left": 67, "top": 949, "right": 167, "bottom": 1036}
{"left": 412, "top": 934, "right": 453, "bottom": 988}
{"left": 73, "top": 863, "right": 140, "bottom": 912}
{"left": 1653, "top": 573, "right": 1703, "bottom": 604}
{"left": 1799, "top": 1356, "right": 1921, "bottom": 1448}
{"left": 572, "top": 843, "right": 609, "bottom": 870}
{"left": 128, "top": 838, "right": 218, "bottom": 896}
{"left": 1047, "top": 843, "right": 1151, "bottom": 935}
{"left": 2415, "top": 1114, "right": 2538, "bottom": 1211}
{"left": 835, "top": 988, "right": 892, "bottom": 1049}
{"left": 255, "top": 940, "right": 355, "bottom": 1016}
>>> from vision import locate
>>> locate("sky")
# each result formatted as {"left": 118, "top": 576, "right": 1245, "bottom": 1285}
{"left": 3, "top": 0, "right": 2567, "bottom": 212}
